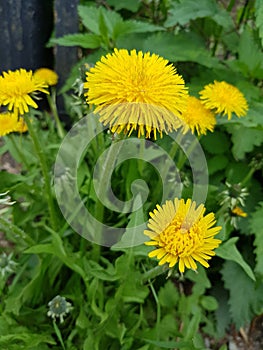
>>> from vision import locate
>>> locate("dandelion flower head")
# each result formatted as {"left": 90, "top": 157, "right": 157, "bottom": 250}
{"left": 84, "top": 48, "right": 188, "bottom": 139}
{"left": 144, "top": 198, "right": 221, "bottom": 273}
{"left": 199, "top": 81, "right": 248, "bottom": 120}
{"left": 0, "top": 68, "right": 48, "bottom": 116}
{"left": 0, "top": 112, "right": 28, "bottom": 137}
{"left": 181, "top": 96, "right": 216, "bottom": 135}
{"left": 34, "top": 68, "right": 58, "bottom": 86}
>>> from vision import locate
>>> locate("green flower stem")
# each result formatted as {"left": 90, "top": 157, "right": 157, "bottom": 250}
{"left": 8, "top": 133, "right": 30, "bottom": 169}
{"left": 142, "top": 264, "right": 161, "bottom": 340}
{"left": 92, "top": 138, "right": 123, "bottom": 260}
{"left": 240, "top": 167, "right": 255, "bottom": 186}
{"left": 142, "top": 264, "right": 168, "bottom": 282}
{"left": 23, "top": 113, "right": 58, "bottom": 231}
{"left": 177, "top": 134, "right": 202, "bottom": 171}
{"left": 46, "top": 89, "right": 65, "bottom": 139}
{"left": 0, "top": 217, "right": 35, "bottom": 246}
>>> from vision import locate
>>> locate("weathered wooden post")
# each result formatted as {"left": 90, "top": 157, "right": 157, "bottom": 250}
{"left": 0, "top": 0, "right": 53, "bottom": 72}
{"left": 54, "top": 0, "right": 79, "bottom": 115}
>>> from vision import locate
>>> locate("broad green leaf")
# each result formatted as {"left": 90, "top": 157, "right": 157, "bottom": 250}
{"left": 212, "top": 7, "right": 234, "bottom": 29}
{"left": 255, "top": 0, "right": 263, "bottom": 47}
{"left": 238, "top": 27, "right": 263, "bottom": 78}
{"left": 143, "top": 32, "right": 220, "bottom": 68}
{"left": 216, "top": 237, "right": 255, "bottom": 281}
{"left": 207, "top": 155, "right": 229, "bottom": 175}
{"left": 113, "top": 20, "right": 164, "bottom": 40}
{"left": 229, "top": 125, "right": 263, "bottom": 160}
{"left": 249, "top": 202, "right": 263, "bottom": 275}
{"left": 164, "top": 0, "right": 217, "bottom": 26}
{"left": 201, "top": 131, "right": 230, "bottom": 155}
{"left": 158, "top": 280, "right": 179, "bottom": 308}
{"left": 50, "top": 33, "right": 101, "bottom": 49}
{"left": 78, "top": 5, "right": 101, "bottom": 34}
{"left": 221, "top": 261, "right": 262, "bottom": 328}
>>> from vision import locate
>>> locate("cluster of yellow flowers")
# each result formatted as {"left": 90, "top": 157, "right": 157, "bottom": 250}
{"left": 0, "top": 68, "right": 58, "bottom": 137}
{"left": 84, "top": 48, "right": 248, "bottom": 139}
{"left": 0, "top": 48, "right": 249, "bottom": 273}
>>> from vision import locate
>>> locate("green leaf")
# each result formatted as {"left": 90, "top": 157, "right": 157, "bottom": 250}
{"left": 164, "top": 0, "right": 217, "bottom": 26}
{"left": 201, "top": 131, "right": 230, "bottom": 155}
{"left": 216, "top": 237, "right": 255, "bottom": 281}
{"left": 221, "top": 261, "right": 261, "bottom": 328}
{"left": 238, "top": 27, "right": 263, "bottom": 78}
{"left": 249, "top": 202, "right": 263, "bottom": 276}
{"left": 50, "top": 33, "right": 101, "bottom": 48}
{"left": 143, "top": 32, "right": 220, "bottom": 68}
{"left": 207, "top": 155, "right": 228, "bottom": 175}
{"left": 78, "top": 5, "right": 101, "bottom": 34}
{"left": 112, "top": 193, "right": 146, "bottom": 249}
{"left": 53, "top": 321, "right": 65, "bottom": 350}
{"left": 200, "top": 295, "right": 218, "bottom": 311}
{"left": 229, "top": 125, "right": 263, "bottom": 160}
{"left": 158, "top": 280, "right": 179, "bottom": 308}
{"left": 107, "top": 0, "right": 140, "bottom": 12}
{"left": 143, "top": 338, "right": 199, "bottom": 350}
{"left": 255, "top": 0, "right": 263, "bottom": 47}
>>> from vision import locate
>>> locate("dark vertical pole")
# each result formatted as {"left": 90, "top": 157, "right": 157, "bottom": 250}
{"left": 54, "top": 0, "right": 79, "bottom": 113}
{"left": 0, "top": 0, "right": 53, "bottom": 72}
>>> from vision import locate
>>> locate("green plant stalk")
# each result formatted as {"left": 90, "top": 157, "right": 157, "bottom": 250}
{"left": 0, "top": 217, "right": 35, "bottom": 246}
{"left": 142, "top": 263, "right": 161, "bottom": 340}
{"left": 177, "top": 134, "right": 202, "bottom": 171}
{"left": 240, "top": 167, "right": 255, "bottom": 186}
{"left": 47, "top": 88, "right": 65, "bottom": 139}
{"left": 8, "top": 133, "right": 30, "bottom": 169}
{"left": 92, "top": 138, "right": 123, "bottom": 260}
{"left": 23, "top": 113, "right": 58, "bottom": 231}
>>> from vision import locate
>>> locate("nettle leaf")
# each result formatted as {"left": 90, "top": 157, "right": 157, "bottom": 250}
{"left": 238, "top": 27, "right": 263, "bottom": 78}
{"left": 221, "top": 260, "right": 262, "bottom": 328}
{"left": 143, "top": 32, "right": 220, "bottom": 68}
{"left": 249, "top": 202, "right": 263, "bottom": 276}
{"left": 255, "top": 0, "right": 263, "bottom": 47}
{"left": 212, "top": 7, "right": 234, "bottom": 29}
{"left": 114, "top": 20, "right": 164, "bottom": 40}
{"left": 164, "top": 0, "right": 217, "bottom": 26}
{"left": 50, "top": 33, "right": 101, "bottom": 48}
{"left": 229, "top": 125, "right": 263, "bottom": 160}
{"left": 216, "top": 237, "right": 255, "bottom": 281}
{"left": 78, "top": 5, "right": 102, "bottom": 34}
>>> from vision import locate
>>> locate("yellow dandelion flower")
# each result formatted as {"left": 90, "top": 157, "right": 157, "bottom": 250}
{"left": 181, "top": 96, "right": 216, "bottom": 135}
{"left": 144, "top": 198, "right": 222, "bottom": 273}
{"left": 84, "top": 48, "right": 188, "bottom": 139}
{"left": 231, "top": 206, "right": 247, "bottom": 218}
{"left": 0, "top": 68, "right": 49, "bottom": 116}
{"left": 199, "top": 81, "right": 248, "bottom": 120}
{"left": 34, "top": 68, "right": 58, "bottom": 86}
{"left": 0, "top": 112, "right": 27, "bottom": 136}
